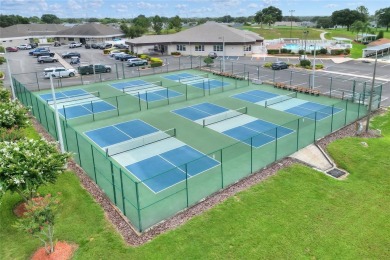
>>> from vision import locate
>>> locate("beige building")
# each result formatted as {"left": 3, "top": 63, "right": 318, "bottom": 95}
{"left": 126, "top": 22, "right": 265, "bottom": 56}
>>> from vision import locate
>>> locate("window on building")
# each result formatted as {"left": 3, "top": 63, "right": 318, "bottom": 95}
{"left": 213, "top": 44, "right": 223, "bottom": 52}
{"left": 68, "top": 37, "right": 74, "bottom": 41}
{"left": 243, "top": 45, "right": 252, "bottom": 51}
{"left": 195, "top": 45, "right": 204, "bottom": 51}
{"left": 177, "top": 44, "right": 186, "bottom": 51}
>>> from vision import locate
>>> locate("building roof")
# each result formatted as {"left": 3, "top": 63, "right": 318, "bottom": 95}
{"left": 127, "top": 22, "right": 263, "bottom": 45}
{"left": 56, "top": 23, "right": 123, "bottom": 37}
{"left": 364, "top": 43, "right": 390, "bottom": 51}
{"left": 367, "top": 38, "right": 390, "bottom": 47}
{"left": 0, "top": 24, "right": 68, "bottom": 38}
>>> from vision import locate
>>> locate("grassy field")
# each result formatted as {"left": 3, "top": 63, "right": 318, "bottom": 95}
{"left": 324, "top": 28, "right": 390, "bottom": 41}
{"left": 1, "top": 109, "right": 389, "bottom": 259}
{"left": 242, "top": 26, "right": 322, "bottom": 39}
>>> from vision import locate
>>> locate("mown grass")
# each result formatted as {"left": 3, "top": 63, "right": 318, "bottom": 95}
{"left": 242, "top": 26, "right": 322, "bottom": 39}
{"left": 1, "top": 110, "right": 389, "bottom": 259}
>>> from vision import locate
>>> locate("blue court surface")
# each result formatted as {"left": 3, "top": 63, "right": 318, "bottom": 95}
{"left": 232, "top": 90, "right": 278, "bottom": 103}
{"left": 110, "top": 80, "right": 150, "bottom": 90}
{"left": 137, "top": 89, "right": 182, "bottom": 102}
{"left": 284, "top": 102, "right": 342, "bottom": 120}
{"left": 126, "top": 145, "right": 219, "bottom": 193}
{"left": 173, "top": 102, "right": 294, "bottom": 148}
{"left": 164, "top": 73, "right": 229, "bottom": 90}
{"left": 40, "top": 89, "right": 116, "bottom": 120}
{"left": 85, "top": 119, "right": 158, "bottom": 148}
{"left": 84, "top": 119, "right": 220, "bottom": 193}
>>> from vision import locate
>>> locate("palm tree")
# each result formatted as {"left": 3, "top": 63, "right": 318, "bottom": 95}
{"left": 351, "top": 21, "right": 364, "bottom": 41}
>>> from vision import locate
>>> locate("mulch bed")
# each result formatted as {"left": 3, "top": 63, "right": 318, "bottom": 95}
{"left": 30, "top": 107, "right": 386, "bottom": 246}
{"left": 31, "top": 242, "right": 77, "bottom": 260}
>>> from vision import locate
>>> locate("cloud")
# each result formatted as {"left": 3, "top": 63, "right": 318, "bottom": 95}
{"left": 68, "top": 0, "right": 83, "bottom": 11}
{"left": 136, "top": 1, "right": 165, "bottom": 9}
{"left": 325, "top": 3, "right": 339, "bottom": 8}
{"left": 110, "top": 3, "right": 128, "bottom": 13}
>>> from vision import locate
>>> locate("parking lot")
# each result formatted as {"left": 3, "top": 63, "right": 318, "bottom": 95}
{"left": 3, "top": 44, "right": 389, "bottom": 106}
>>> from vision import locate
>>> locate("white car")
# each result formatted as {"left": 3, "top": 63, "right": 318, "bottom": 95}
{"left": 43, "top": 67, "right": 77, "bottom": 79}
{"left": 126, "top": 58, "right": 148, "bottom": 67}
{"left": 17, "top": 44, "right": 32, "bottom": 50}
{"left": 69, "top": 42, "right": 82, "bottom": 48}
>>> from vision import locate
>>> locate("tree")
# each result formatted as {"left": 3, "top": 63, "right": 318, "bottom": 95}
{"left": 0, "top": 138, "right": 70, "bottom": 203}
{"left": 263, "top": 14, "right": 276, "bottom": 28}
{"left": 376, "top": 7, "right": 390, "bottom": 31}
{"left": 204, "top": 57, "right": 214, "bottom": 67}
{"left": 41, "top": 14, "right": 60, "bottom": 24}
{"left": 133, "top": 15, "right": 151, "bottom": 31}
{"left": 14, "top": 194, "right": 61, "bottom": 254}
{"left": 351, "top": 20, "right": 364, "bottom": 40}
{"left": 331, "top": 9, "right": 364, "bottom": 31}
{"left": 356, "top": 5, "right": 369, "bottom": 22}
{"left": 0, "top": 15, "right": 30, "bottom": 27}
{"left": 170, "top": 15, "right": 182, "bottom": 32}
{"left": 152, "top": 15, "right": 163, "bottom": 35}
{"left": 316, "top": 17, "right": 334, "bottom": 28}
{"left": 254, "top": 6, "right": 282, "bottom": 28}
{"left": 29, "top": 16, "right": 41, "bottom": 24}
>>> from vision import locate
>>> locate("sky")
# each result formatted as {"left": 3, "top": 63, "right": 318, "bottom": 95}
{"left": 0, "top": 0, "right": 388, "bottom": 19}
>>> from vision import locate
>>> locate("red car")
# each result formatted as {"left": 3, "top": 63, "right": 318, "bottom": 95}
{"left": 6, "top": 47, "right": 18, "bottom": 52}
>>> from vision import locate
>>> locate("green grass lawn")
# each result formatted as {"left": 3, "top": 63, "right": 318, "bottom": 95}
{"left": 1, "top": 110, "right": 389, "bottom": 259}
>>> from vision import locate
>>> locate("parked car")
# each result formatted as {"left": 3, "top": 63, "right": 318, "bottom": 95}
{"left": 70, "top": 57, "right": 80, "bottom": 65}
{"left": 113, "top": 43, "right": 129, "bottom": 49}
{"left": 208, "top": 52, "right": 218, "bottom": 59}
{"left": 69, "top": 42, "right": 82, "bottom": 48}
{"left": 30, "top": 43, "right": 38, "bottom": 48}
{"left": 118, "top": 54, "right": 136, "bottom": 61}
{"left": 113, "top": 52, "right": 126, "bottom": 60}
{"left": 271, "top": 61, "right": 289, "bottom": 70}
{"left": 29, "top": 47, "right": 49, "bottom": 55}
{"left": 84, "top": 44, "right": 91, "bottom": 49}
{"left": 37, "top": 56, "right": 58, "bottom": 63}
{"left": 99, "top": 43, "right": 112, "bottom": 49}
{"left": 126, "top": 58, "right": 148, "bottom": 67}
{"left": 78, "top": 64, "right": 112, "bottom": 75}
{"left": 91, "top": 43, "right": 100, "bottom": 49}
{"left": 109, "top": 50, "right": 122, "bottom": 57}
{"left": 43, "top": 67, "right": 77, "bottom": 79}
{"left": 17, "top": 44, "right": 32, "bottom": 50}
{"left": 34, "top": 51, "right": 55, "bottom": 57}
{"left": 62, "top": 52, "right": 81, "bottom": 58}
{"left": 54, "top": 41, "right": 61, "bottom": 47}
{"left": 5, "top": 47, "right": 18, "bottom": 52}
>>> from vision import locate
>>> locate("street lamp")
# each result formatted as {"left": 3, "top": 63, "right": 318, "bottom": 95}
{"left": 219, "top": 36, "right": 226, "bottom": 72}
{"left": 310, "top": 43, "right": 317, "bottom": 89}
{"left": 2, "top": 48, "right": 16, "bottom": 101}
{"left": 289, "top": 10, "right": 295, "bottom": 38}
{"left": 49, "top": 74, "right": 65, "bottom": 153}
{"left": 303, "top": 30, "right": 309, "bottom": 58}
{"left": 365, "top": 51, "right": 378, "bottom": 133}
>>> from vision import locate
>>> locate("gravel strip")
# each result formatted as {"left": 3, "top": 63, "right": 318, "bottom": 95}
{"left": 30, "top": 107, "right": 386, "bottom": 246}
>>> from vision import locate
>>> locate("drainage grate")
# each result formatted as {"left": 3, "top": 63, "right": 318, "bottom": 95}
{"left": 326, "top": 168, "right": 346, "bottom": 178}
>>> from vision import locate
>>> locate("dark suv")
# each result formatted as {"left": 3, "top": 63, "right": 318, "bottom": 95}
{"left": 78, "top": 64, "right": 112, "bottom": 75}
{"left": 34, "top": 51, "right": 55, "bottom": 57}
{"left": 271, "top": 61, "right": 289, "bottom": 70}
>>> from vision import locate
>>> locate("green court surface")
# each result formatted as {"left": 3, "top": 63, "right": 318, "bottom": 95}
{"left": 13, "top": 69, "right": 372, "bottom": 232}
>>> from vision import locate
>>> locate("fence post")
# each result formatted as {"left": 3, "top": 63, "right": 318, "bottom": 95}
{"left": 185, "top": 164, "right": 189, "bottom": 207}
{"left": 135, "top": 182, "right": 142, "bottom": 232}
{"left": 35, "top": 72, "right": 40, "bottom": 91}
{"left": 257, "top": 66, "right": 260, "bottom": 80}
{"left": 220, "top": 149, "right": 224, "bottom": 188}
{"left": 352, "top": 80, "right": 356, "bottom": 103}
{"left": 273, "top": 70, "right": 275, "bottom": 83}
{"left": 314, "top": 113, "right": 317, "bottom": 141}
{"left": 119, "top": 169, "right": 126, "bottom": 216}
{"left": 345, "top": 100, "right": 349, "bottom": 123}
{"left": 329, "top": 77, "right": 333, "bottom": 98}
{"left": 90, "top": 145, "right": 97, "bottom": 182}
{"left": 296, "top": 119, "right": 300, "bottom": 150}
{"left": 75, "top": 132, "right": 82, "bottom": 166}
{"left": 115, "top": 64, "right": 119, "bottom": 79}
{"left": 290, "top": 71, "right": 293, "bottom": 86}
{"left": 179, "top": 57, "right": 181, "bottom": 70}
{"left": 250, "top": 137, "right": 253, "bottom": 173}
{"left": 331, "top": 105, "right": 334, "bottom": 132}
{"left": 110, "top": 161, "right": 117, "bottom": 205}
{"left": 122, "top": 63, "right": 125, "bottom": 79}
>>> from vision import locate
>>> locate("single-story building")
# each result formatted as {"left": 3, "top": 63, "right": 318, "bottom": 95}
{"left": 0, "top": 23, "right": 124, "bottom": 47}
{"left": 125, "top": 21, "right": 265, "bottom": 56}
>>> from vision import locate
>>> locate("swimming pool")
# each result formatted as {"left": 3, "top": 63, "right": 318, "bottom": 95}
{"left": 282, "top": 43, "right": 321, "bottom": 52}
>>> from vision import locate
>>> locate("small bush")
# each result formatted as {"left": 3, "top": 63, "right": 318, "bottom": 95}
{"left": 0, "top": 87, "right": 11, "bottom": 102}
{"left": 0, "top": 100, "right": 29, "bottom": 129}
{"left": 0, "top": 57, "right": 6, "bottom": 65}
{"left": 319, "top": 48, "right": 327, "bottom": 55}
{"left": 139, "top": 54, "right": 150, "bottom": 60}
{"left": 267, "top": 49, "right": 280, "bottom": 54}
{"left": 376, "top": 30, "right": 384, "bottom": 40}
{"left": 171, "top": 51, "right": 181, "bottom": 56}
{"left": 151, "top": 61, "right": 163, "bottom": 67}
{"left": 280, "top": 48, "right": 291, "bottom": 54}
{"left": 0, "top": 71, "right": 4, "bottom": 78}
{"left": 330, "top": 49, "right": 344, "bottom": 55}
{"left": 300, "top": 59, "right": 311, "bottom": 67}
{"left": 203, "top": 57, "right": 214, "bottom": 66}
{"left": 344, "top": 48, "right": 351, "bottom": 54}
{"left": 0, "top": 46, "right": 4, "bottom": 53}
{"left": 263, "top": 62, "right": 273, "bottom": 68}
{"left": 315, "top": 64, "right": 324, "bottom": 69}
{"left": 0, "top": 127, "right": 24, "bottom": 142}
{"left": 298, "top": 49, "right": 305, "bottom": 55}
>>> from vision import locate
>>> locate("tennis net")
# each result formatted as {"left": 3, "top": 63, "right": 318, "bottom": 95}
{"left": 178, "top": 73, "right": 209, "bottom": 84}
{"left": 50, "top": 91, "right": 100, "bottom": 105}
{"left": 265, "top": 92, "right": 297, "bottom": 108}
{"left": 106, "top": 128, "right": 176, "bottom": 157}
{"left": 202, "top": 107, "right": 248, "bottom": 127}
{"left": 122, "top": 81, "right": 162, "bottom": 93}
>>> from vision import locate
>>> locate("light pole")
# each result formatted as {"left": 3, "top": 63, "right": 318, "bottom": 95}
{"left": 365, "top": 51, "right": 378, "bottom": 133}
{"left": 219, "top": 36, "right": 226, "bottom": 72}
{"left": 289, "top": 10, "right": 295, "bottom": 38}
{"left": 303, "top": 30, "right": 309, "bottom": 58}
{"left": 311, "top": 43, "right": 317, "bottom": 89}
{"left": 49, "top": 74, "right": 65, "bottom": 153}
{"left": 2, "top": 48, "right": 16, "bottom": 101}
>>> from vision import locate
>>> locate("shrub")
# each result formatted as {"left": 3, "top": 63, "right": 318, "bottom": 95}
{"left": 0, "top": 127, "right": 24, "bottom": 142}
{"left": 139, "top": 54, "right": 150, "bottom": 60}
{"left": 0, "top": 87, "right": 10, "bottom": 102}
{"left": 0, "top": 46, "right": 4, "bottom": 53}
{"left": 151, "top": 61, "right": 163, "bottom": 67}
{"left": 171, "top": 51, "right": 181, "bottom": 56}
{"left": 315, "top": 64, "right": 324, "bottom": 69}
{"left": 267, "top": 49, "right": 279, "bottom": 54}
{"left": 280, "top": 48, "right": 292, "bottom": 54}
{"left": 150, "top": 57, "right": 162, "bottom": 63}
{"left": 263, "top": 62, "right": 273, "bottom": 68}
{"left": 376, "top": 30, "right": 384, "bottom": 40}
{"left": 0, "top": 100, "right": 29, "bottom": 129}
{"left": 0, "top": 71, "right": 4, "bottom": 78}
{"left": 298, "top": 49, "right": 305, "bottom": 55}
{"left": 203, "top": 57, "right": 214, "bottom": 66}
{"left": 344, "top": 48, "right": 351, "bottom": 54}
{"left": 300, "top": 59, "right": 311, "bottom": 67}
{"left": 0, "top": 138, "right": 70, "bottom": 203}
{"left": 0, "top": 57, "right": 6, "bottom": 65}
{"left": 319, "top": 48, "right": 327, "bottom": 55}
{"left": 330, "top": 49, "right": 344, "bottom": 55}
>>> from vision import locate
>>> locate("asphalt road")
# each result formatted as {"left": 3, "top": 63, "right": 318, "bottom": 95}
{"left": 2, "top": 45, "right": 389, "bottom": 106}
